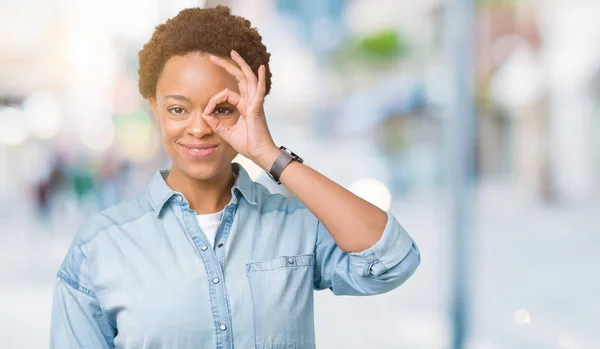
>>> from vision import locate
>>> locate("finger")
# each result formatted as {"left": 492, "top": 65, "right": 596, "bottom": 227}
{"left": 203, "top": 88, "right": 241, "bottom": 115}
{"left": 253, "top": 65, "right": 266, "bottom": 106}
{"left": 230, "top": 50, "right": 258, "bottom": 98}
{"left": 201, "top": 114, "right": 232, "bottom": 141}
{"left": 210, "top": 55, "right": 248, "bottom": 99}
{"left": 247, "top": 65, "right": 266, "bottom": 117}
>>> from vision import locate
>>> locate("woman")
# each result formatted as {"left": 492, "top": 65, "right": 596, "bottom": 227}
{"left": 50, "top": 6, "right": 420, "bottom": 349}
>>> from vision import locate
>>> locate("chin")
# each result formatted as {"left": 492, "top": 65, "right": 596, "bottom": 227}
{"left": 176, "top": 159, "right": 228, "bottom": 180}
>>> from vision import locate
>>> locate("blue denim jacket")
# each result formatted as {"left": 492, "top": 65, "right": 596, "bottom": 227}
{"left": 50, "top": 163, "right": 420, "bottom": 349}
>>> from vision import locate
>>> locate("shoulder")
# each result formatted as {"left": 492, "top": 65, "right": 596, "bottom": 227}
{"left": 84, "top": 190, "right": 154, "bottom": 241}
{"left": 57, "top": 190, "right": 154, "bottom": 287}
{"left": 97, "top": 190, "right": 155, "bottom": 227}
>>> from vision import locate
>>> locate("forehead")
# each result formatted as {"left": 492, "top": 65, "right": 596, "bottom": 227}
{"left": 156, "top": 53, "right": 238, "bottom": 102}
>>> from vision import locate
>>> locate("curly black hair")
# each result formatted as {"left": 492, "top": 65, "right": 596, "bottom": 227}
{"left": 138, "top": 6, "right": 272, "bottom": 99}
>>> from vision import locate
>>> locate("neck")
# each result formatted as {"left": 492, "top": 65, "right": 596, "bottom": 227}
{"left": 165, "top": 165, "right": 235, "bottom": 215}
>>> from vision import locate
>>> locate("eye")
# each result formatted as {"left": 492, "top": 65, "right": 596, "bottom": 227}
{"left": 167, "top": 107, "right": 186, "bottom": 115}
{"left": 212, "top": 107, "right": 234, "bottom": 116}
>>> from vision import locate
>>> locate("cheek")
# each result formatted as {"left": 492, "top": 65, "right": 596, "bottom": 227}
{"left": 221, "top": 143, "right": 238, "bottom": 159}
{"left": 159, "top": 117, "right": 185, "bottom": 139}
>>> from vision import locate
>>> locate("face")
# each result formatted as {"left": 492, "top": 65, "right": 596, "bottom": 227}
{"left": 149, "top": 53, "right": 240, "bottom": 181}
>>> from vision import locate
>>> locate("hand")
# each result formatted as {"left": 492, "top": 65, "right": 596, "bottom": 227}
{"left": 202, "top": 50, "right": 279, "bottom": 170}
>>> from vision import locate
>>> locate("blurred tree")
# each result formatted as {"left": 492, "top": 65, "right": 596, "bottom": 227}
{"left": 331, "top": 28, "right": 411, "bottom": 71}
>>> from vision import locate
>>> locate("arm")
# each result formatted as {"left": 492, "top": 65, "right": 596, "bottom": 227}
{"left": 254, "top": 151, "right": 420, "bottom": 294}
{"left": 256, "top": 153, "right": 389, "bottom": 253}
{"left": 254, "top": 149, "right": 420, "bottom": 295}
{"left": 312, "top": 210, "right": 420, "bottom": 295}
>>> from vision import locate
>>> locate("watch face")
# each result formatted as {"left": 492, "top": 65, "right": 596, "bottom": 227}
{"left": 291, "top": 152, "right": 303, "bottom": 163}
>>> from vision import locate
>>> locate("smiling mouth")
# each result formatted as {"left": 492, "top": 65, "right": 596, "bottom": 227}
{"left": 180, "top": 144, "right": 219, "bottom": 159}
{"left": 187, "top": 147, "right": 215, "bottom": 152}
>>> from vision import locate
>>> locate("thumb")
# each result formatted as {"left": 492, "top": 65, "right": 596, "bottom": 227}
{"left": 202, "top": 114, "right": 231, "bottom": 140}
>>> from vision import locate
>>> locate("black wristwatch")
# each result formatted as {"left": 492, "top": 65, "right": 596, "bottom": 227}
{"left": 267, "top": 146, "right": 304, "bottom": 184}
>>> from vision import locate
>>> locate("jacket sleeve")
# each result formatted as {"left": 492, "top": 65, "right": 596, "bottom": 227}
{"left": 313, "top": 210, "right": 420, "bottom": 295}
{"left": 50, "top": 217, "right": 116, "bottom": 348}
{"left": 50, "top": 277, "right": 115, "bottom": 348}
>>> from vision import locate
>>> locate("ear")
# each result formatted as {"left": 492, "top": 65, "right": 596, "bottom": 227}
{"left": 148, "top": 97, "right": 159, "bottom": 124}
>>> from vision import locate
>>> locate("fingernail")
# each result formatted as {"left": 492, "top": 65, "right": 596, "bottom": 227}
{"left": 231, "top": 50, "right": 239, "bottom": 57}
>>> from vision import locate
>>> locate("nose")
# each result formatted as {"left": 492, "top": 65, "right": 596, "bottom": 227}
{"left": 185, "top": 110, "right": 213, "bottom": 138}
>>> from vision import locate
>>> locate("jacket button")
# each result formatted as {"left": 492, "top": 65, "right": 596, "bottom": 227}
{"left": 287, "top": 257, "right": 294, "bottom": 264}
{"left": 219, "top": 324, "right": 227, "bottom": 331}
{"left": 200, "top": 245, "right": 208, "bottom": 251}
{"left": 212, "top": 277, "right": 220, "bottom": 284}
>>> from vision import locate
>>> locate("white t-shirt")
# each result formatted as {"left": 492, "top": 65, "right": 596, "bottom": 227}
{"left": 196, "top": 208, "right": 225, "bottom": 248}
{"left": 195, "top": 168, "right": 295, "bottom": 247}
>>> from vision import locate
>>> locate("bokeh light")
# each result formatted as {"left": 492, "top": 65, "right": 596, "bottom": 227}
{"left": 348, "top": 178, "right": 392, "bottom": 210}
{"left": 514, "top": 309, "right": 532, "bottom": 325}
{"left": 79, "top": 119, "right": 116, "bottom": 152}
{"left": 0, "top": 107, "right": 29, "bottom": 146}
{"left": 114, "top": 110, "right": 157, "bottom": 161}
{"left": 22, "top": 92, "right": 62, "bottom": 139}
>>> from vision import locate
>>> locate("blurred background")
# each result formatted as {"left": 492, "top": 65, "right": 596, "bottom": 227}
{"left": 1, "top": 0, "right": 599, "bottom": 348}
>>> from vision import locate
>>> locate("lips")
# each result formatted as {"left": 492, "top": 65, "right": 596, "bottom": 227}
{"left": 181, "top": 144, "right": 219, "bottom": 150}
{"left": 180, "top": 143, "right": 219, "bottom": 159}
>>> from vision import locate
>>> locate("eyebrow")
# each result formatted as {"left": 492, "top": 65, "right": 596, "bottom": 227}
{"left": 164, "top": 94, "right": 190, "bottom": 101}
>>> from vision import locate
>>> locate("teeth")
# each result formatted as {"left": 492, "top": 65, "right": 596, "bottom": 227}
{"left": 184, "top": 146, "right": 215, "bottom": 154}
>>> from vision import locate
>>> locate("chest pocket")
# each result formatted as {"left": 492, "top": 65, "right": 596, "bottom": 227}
{"left": 246, "top": 254, "right": 316, "bottom": 348}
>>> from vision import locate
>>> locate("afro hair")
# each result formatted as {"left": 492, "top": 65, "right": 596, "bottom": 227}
{"left": 138, "top": 5, "right": 272, "bottom": 99}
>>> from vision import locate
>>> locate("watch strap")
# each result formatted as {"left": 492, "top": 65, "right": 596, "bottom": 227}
{"left": 268, "top": 146, "right": 303, "bottom": 184}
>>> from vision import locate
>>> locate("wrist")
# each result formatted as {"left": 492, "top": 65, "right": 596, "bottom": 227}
{"left": 254, "top": 145, "right": 281, "bottom": 171}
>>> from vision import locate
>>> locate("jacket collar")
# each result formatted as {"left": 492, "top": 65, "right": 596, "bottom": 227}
{"left": 148, "top": 162, "right": 257, "bottom": 217}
